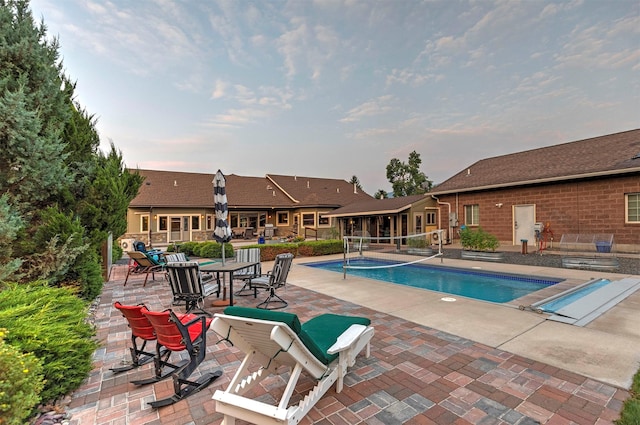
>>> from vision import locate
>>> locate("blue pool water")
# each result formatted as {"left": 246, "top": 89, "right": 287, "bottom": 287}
{"left": 304, "top": 258, "right": 562, "bottom": 303}
{"left": 539, "top": 279, "right": 611, "bottom": 312}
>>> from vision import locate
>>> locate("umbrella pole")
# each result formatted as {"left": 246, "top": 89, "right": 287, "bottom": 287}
{"left": 221, "top": 242, "right": 225, "bottom": 265}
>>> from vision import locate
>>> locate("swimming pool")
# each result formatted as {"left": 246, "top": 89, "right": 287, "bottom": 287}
{"left": 537, "top": 278, "right": 611, "bottom": 313}
{"left": 304, "top": 258, "right": 563, "bottom": 303}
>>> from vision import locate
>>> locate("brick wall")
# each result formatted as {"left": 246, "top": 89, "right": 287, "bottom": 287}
{"left": 437, "top": 175, "right": 640, "bottom": 246}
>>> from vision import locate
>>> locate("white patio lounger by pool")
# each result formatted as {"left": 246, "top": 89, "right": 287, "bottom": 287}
{"left": 211, "top": 306, "right": 374, "bottom": 425}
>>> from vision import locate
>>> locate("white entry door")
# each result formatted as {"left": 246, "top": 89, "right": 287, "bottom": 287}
{"left": 513, "top": 205, "right": 535, "bottom": 245}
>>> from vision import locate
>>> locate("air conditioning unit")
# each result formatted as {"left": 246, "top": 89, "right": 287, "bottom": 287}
{"left": 431, "top": 229, "right": 448, "bottom": 244}
{"left": 120, "top": 238, "right": 136, "bottom": 251}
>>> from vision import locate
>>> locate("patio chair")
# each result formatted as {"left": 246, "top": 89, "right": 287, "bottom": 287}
{"left": 110, "top": 302, "right": 162, "bottom": 373}
{"left": 247, "top": 252, "right": 293, "bottom": 309}
{"left": 164, "top": 252, "right": 189, "bottom": 262}
{"left": 124, "top": 251, "right": 165, "bottom": 286}
{"left": 165, "top": 261, "right": 219, "bottom": 316}
{"left": 233, "top": 248, "right": 262, "bottom": 297}
{"left": 135, "top": 308, "right": 223, "bottom": 408}
{"left": 211, "top": 306, "right": 374, "bottom": 425}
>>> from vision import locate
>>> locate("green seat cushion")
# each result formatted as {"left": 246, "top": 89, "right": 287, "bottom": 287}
{"left": 223, "top": 307, "right": 370, "bottom": 365}
{"left": 223, "top": 306, "right": 302, "bottom": 334}
{"left": 300, "top": 314, "right": 371, "bottom": 365}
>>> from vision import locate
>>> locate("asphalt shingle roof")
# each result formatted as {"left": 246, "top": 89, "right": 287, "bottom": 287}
{"left": 129, "top": 170, "right": 373, "bottom": 209}
{"left": 267, "top": 174, "right": 374, "bottom": 206}
{"left": 431, "top": 129, "right": 640, "bottom": 194}
{"left": 325, "top": 194, "right": 429, "bottom": 217}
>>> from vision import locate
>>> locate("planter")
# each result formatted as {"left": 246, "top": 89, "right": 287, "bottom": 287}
{"left": 460, "top": 250, "right": 505, "bottom": 262}
{"left": 407, "top": 248, "right": 433, "bottom": 256}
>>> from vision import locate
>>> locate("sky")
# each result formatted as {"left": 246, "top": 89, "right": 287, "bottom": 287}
{"left": 29, "top": 0, "right": 639, "bottom": 195}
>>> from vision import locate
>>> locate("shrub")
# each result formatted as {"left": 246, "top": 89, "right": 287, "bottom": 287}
{"left": 190, "top": 242, "right": 232, "bottom": 259}
{"left": 179, "top": 242, "right": 198, "bottom": 256}
{"left": 407, "top": 237, "right": 429, "bottom": 249}
{"left": 297, "top": 240, "right": 343, "bottom": 256}
{"left": 459, "top": 227, "right": 499, "bottom": 251}
{"left": 0, "top": 283, "right": 97, "bottom": 403}
{"left": 112, "top": 244, "right": 123, "bottom": 262}
{"left": 0, "top": 329, "right": 44, "bottom": 425}
{"left": 198, "top": 242, "right": 218, "bottom": 258}
{"left": 258, "top": 243, "right": 298, "bottom": 261}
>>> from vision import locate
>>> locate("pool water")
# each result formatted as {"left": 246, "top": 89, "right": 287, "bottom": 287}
{"left": 539, "top": 279, "right": 611, "bottom": 312}
{"left": 305, "top": 258, "right": 562, "bottom": 303}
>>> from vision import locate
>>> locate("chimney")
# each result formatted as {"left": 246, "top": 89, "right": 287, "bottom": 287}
{"left": 353, "top": 183, "right": 357, "bottom": 194}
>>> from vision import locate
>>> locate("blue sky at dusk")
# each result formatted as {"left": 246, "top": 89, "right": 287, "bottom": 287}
{"left": 30, "top": 0, "right": 639, "bottom": 194}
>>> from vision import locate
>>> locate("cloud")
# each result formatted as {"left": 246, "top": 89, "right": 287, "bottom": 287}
{"left": 212, "top": 80, "right": 228, "bottom": 99}
{"left": 339, "top": 95, "right": 394, "bottom": 123}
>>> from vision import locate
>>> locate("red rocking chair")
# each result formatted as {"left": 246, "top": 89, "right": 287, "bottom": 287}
{"left": 110, "top": 302, "right": 161, "bottom": 373}
{"left": 138, "top": 308, "right": 222, "bottom": 408}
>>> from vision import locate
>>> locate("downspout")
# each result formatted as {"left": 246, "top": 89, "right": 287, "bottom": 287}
{"left": 432, "top": 195, "right": 451, "bottom": 244}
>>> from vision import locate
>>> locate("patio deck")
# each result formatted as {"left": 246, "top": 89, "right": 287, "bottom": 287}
{"left": 65, "top": 256, "right": 636, "bottom": 425}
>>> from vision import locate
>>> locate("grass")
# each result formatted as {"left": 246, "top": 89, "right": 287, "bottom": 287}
{"left": 616, "top": 369, "right": 640, "bottom": 424}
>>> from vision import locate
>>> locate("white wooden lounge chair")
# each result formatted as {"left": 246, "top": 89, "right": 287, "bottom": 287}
{"left": 211, "top": 306, "right": 374, "bottom": 425}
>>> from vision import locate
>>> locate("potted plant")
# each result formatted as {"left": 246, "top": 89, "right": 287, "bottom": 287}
{"left": 459, "top": 227, "right": 504, "bottom": 261}
{"left": 407, "top": 236, "right": 433, "bottom": 255}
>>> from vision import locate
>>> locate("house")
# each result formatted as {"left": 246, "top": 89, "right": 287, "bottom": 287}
{"left": 429, "top": 129, "right": 640, "bottom": 252}
{"left": 324, "top": 194, "right": 439, "bottom": 243}
{"left": 123, "top": 170, "right": 374, "bottom": 247}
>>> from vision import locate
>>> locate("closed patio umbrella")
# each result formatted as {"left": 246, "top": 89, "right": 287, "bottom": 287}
{"left": 213, "top": 169, "right": 232, "bottom": 265}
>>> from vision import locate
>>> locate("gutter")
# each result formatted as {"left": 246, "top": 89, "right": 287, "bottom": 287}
{"left": 431, "top": 195, "right": 452, "bottom": 244}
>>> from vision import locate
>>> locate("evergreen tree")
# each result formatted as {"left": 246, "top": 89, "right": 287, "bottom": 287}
{"left": 0, "top": 0, "right": 142, "bottom": 299}
{"left": 385, "top": 151, "right": 433, "bottom": 197}
{"left": 374, "top": 189, "right": 388, "bottom": 199}
{"left": 0, "top": 0, "right": 72, "bottom": 214}
{"left": 349, "top": 175, "right": 363, "bottom": 191}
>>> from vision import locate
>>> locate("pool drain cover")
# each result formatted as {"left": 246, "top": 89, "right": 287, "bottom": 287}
{"left": 441, "top": 297, "right": 457, "bottom": 302}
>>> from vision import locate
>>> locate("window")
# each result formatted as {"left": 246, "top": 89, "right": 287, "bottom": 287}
{"left": 206, "top": 215, "right": 213, "bottom": 230}
{"left": 627, "top": 193, "right": 640, "bottom": 223}
{"left": 302, "top": 213, "right": 315, "bottom": 227}
{"left": 141, "top": 215, "right": 149, "bottom": 232}
{"left": 259, "top": 213, "right": 267, "bottom": 227}
{"left": 426, "top": 211, "right": 436, "bottom": 225}
{"left": 230, "top": 214, "right": 238, "bottom": 228}
{"left": 277, "top": 212, "right": 289, "bottom": 225}
{"left": 191, "top": 216, "right": 200, "bottom": 230}
{"left": 159, "top": 216, "right": 168, "bottom": 231}
{"left": 318, "top": 212, "right": 330, "bottom": 226}
{"left": 464, "top": 205, "right": 479, "bottom": 226}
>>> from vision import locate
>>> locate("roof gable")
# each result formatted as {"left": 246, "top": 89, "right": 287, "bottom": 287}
{"left": 431, "top": 129, "right": 640, "bottom": 194}
{"left": 267, "top": 174, "right": 374, "bottom": 206}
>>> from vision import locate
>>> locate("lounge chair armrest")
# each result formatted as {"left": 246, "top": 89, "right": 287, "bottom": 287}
{"left": 326, "top": 324, "right": 367, "bottom": 355}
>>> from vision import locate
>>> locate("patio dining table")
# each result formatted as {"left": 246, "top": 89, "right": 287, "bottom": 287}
{"left": 199, "top": 261, "right": 259, "bottom": 307}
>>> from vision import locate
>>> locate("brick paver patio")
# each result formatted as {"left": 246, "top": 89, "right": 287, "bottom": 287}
{"left": 67, "top": 264, "right": 629, "bottom": 424}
